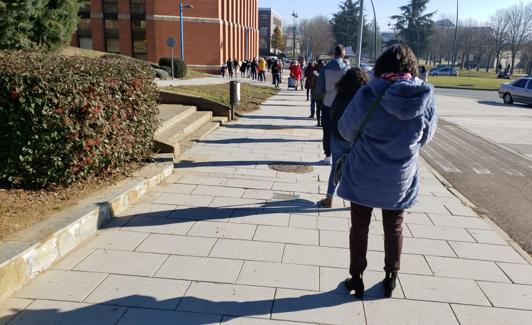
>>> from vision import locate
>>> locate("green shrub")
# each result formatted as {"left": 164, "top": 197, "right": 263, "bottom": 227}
{"left": 159, "top": 57, "right": 187, "bottom": 79}
{"left": 0, "top": 51, "right": 159, "bottom": 188}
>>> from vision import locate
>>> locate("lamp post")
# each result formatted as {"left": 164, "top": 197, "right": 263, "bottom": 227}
{"left": 356, "top": 0, "right": 364, "bottom": 66}
{"left": 451, "top": 0, "right": 459, "bottom": 74}
{"left": 179, "top": 0, "right": 194, "bottom": 61}
{"left": 291, "top": 11, "right": 298, "bottom": 61}
{"left": 369, "top": 0, "right": 377, "bottom": 61}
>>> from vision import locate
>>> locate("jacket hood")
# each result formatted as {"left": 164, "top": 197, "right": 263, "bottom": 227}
{"left": 325, "top": 58, "right": 349, "bottom": 71}
{"left": 368, "top": 78, "right": 433, "bottom": 120}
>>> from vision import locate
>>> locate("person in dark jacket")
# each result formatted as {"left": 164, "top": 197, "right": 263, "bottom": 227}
{"left": 226, "top": 59, "right": 234, "bottom": 78}
{"left": 318, "top": 67, "right": 368, "bottom": 209}
{"left": 339, "top": 43, "right": 437, "bottom": 299}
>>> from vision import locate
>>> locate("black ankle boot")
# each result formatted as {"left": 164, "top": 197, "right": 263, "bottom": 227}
{"left": 382, "top": 272, "right": 398, "bottom": 298}
{"left": 344, "top": 274, "right": 364, "bottom": 299}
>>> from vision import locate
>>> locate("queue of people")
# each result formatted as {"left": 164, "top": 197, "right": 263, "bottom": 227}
{"left": 310, "top": 43, "right": 437, "bottom": 299}
{"left": 221, "top": 57, "right": 283, "bottom": 83}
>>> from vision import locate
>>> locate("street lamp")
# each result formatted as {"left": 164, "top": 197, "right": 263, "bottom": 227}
{"left": 369, "top": 0, "right": 377, "bottom": 61}
{"left": 291, "top": 11, "right": 298, "bottom": 61}
{"left": 356, "top": 0, "right": 364, "bottom": 66}
{"left": 179, "top": 0, "right": 194, "bottom": 61}
{"left": 451, "top": 0, "right": 459, "bottom": 74}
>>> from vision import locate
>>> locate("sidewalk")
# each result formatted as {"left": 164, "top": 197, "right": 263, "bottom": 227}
{"left": 2, "top": 89, "right": 532, "bottom": 325}
{"left": 156, "top": 71, "right": 289, "bottom": 88}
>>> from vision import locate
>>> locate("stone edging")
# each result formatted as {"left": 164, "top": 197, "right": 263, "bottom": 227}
{"left": 0, "top": 158, "right": 174, "bottom": 303}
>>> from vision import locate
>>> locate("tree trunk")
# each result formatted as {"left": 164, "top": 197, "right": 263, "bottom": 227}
{"left": 486, "top": 52, "right": 492, "bottom": 72}
{"left": 510, "top": 51, "right": 517, "bottom": 75}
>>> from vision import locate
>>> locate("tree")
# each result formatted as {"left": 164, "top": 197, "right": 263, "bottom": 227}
{"left": 298, "top": 16, "right": 336, "bottom": 58}
{"left": 505, "top": 2, "right": 532, "bottom": 74}
{"left": 488, "top": 9, "right": 511, "bottom": 73}
{"left": 391, "top": 0, "right": 437, "bottom": 58}
{"left": 271, "top": 25, "right": 285, "bottom": 53}
{"left": 0, "top": 0, "right": 82, "bottom": 51}
{"left": 366, "top": 20, "right": 382, "bottom": 60}
{"left": 331, "top": 0, "right": 371, "bottom": 53}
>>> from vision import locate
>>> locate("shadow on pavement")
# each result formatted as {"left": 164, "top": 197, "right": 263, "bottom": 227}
{"left": 477, "top": 100, "right": 531, "bottom": 108}
{"left": 194, "top": 138, "right": 320, "bottom": 145}
{"left": 2, "top": 283, "right": 370, "bottom": 325}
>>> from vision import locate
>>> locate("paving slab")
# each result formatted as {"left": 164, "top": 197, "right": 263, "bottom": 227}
{"left": 497, "top": 262, "right": 532, "bottom": 285}
{"left": 117, "top": 309, "right": 221, "bottom": 325}
{"left": 85, "top": 230, "right": 149, "bottom": 251}
{"left": 253, "top": 225, "right": 318, "bottom": 245}
{"left": 155, "top": 255, "right": 243, "bottom": 283}
{"left": 399, "top": 274, "right": 491, "bottom": 305}
{"left": 0, "top": 298, "right": 33, "bottom": 325}
{"left": 237, "top": 261, "right": 319, "bottom": 291}
{"left": 14, "top": 270, "right": 107, "bottom": 302}
{"left": 282, "top": 244, "right": 348, "bottom": 268}
{"left": 210, "top": 238, "right": 284, "bottom": 262}
{"left": 187, "top": 221, "right": 256, "bottom": 240}
{"left": 426, "top": 256, "right": 510, "bottom": 282}
{"left": 364, "top": 299, "right": 459, "bottom": 325}
{"left": 177, "top": 282, "right": 275, "bottom": 318}
{"left": 451, "top": 304, "right": 532, "bottom": 325}
{"left": 271, "top": 288, "right": 365, "bottom": 325}
{"left": 85, "top": 274, "right": 189, "bottom": 310}
{"left": 74, "top": 249, "right": 167, "bottom": 276}
{"left": 119, "top": 216, "right": 194, "bottom": 235}
{"left": 135, "top": 233, "right": 216, "bottom": 256}
{"left": 478, "top": 281, "right": 532, "bottom": 310}
{"left": 449, "top": 241, "right": 527, "bottom": 263}
{"left": 7, "top": 300, "right": 126, "bottom": 325}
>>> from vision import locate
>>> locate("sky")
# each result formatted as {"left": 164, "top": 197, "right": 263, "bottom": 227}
{"left": 258, "top": 0, "right": 528, "bottom": 31}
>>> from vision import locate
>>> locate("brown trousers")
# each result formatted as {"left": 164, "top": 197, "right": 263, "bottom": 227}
{"left": 349, "top": 202, "right": 404, "bottom": 275}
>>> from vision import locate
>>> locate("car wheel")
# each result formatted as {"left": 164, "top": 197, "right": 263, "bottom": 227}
{"left": 503, "top": 93, "right": 513, "bottom": 104}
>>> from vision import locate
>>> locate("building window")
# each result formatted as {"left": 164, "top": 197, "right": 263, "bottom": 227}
{"left": 130, "top": 0, "right": 147, "bottom": 60}
{"left": 102, "top": 0, "right": 119, "bottom": 53}
{"left": 130, "top": 0, "right": 145, "bottom": 16}
{"left": 102, "top": 0, "right": 118, "bottom": 16}
{"left": 77, "top": 4, "right": 92, "bottom": 49}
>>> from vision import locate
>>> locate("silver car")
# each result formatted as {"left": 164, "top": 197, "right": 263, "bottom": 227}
{"left": 499, "top": 77, "right": 532, "bottom": 105}
{"left": 429, "top": 67, "right": 458, "bottom": 76}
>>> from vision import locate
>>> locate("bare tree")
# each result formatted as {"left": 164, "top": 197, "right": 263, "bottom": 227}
{"left": 506, "top": 2, "right": 532, "bottom": 74}
{"left": 298, "top": 16, "right": 336, "bottom": 58}
{"left": 488, "top": 9, "right": 510, "bottom": 73}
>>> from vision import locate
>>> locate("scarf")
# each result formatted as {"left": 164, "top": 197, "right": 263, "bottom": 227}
{"left": 381, "top": 72, "right": 413, "bottom": 81}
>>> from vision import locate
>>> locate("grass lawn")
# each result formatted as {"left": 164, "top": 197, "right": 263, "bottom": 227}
{"left": 428, "top": 75, "right": 512, "bottom": 91}
{"left": 164, "top": 83, "right": 279, "bottom": 114}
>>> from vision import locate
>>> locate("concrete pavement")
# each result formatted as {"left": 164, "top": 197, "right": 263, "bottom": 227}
{"left": 2, "top": 88, "right": 532, "bottom": 325}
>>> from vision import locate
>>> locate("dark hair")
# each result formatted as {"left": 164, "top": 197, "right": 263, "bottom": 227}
{"left": 374, "top": 43, "right": 418, "bottom": 78}
{"left": 334, "top": 45, "right": 345, "bottom": 58}
{"left": 336, "top": 67, "right": 369, "bottom": 98}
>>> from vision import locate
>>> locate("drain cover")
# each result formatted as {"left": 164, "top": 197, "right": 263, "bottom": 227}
{"left": 268, "top": 162, "right": 314, "bottom": 174}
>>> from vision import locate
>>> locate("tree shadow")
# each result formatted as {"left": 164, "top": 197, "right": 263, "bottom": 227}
{"left": 2, "top": 283, "right": 373, "bottom": 325}
{"left": 174, "top": 159, "right": 323, "bottom": 169}
{"left": 222, "top": 124, "right": 313, "bottom": 130}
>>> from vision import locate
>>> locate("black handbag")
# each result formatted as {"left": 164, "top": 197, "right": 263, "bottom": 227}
{"left": 334, "top": 83, "right": 392, "bottom": 186}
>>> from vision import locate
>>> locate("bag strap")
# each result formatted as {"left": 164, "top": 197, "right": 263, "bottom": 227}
{"left": 352, "top": 81, "right": 393, "bottom": 144}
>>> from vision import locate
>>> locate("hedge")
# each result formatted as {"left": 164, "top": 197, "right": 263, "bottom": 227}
{"left": 159, "top": 57, "right": 187, "bottom": 79}
{"left": 0, "top": 51, "right": 159, "bottom": 188}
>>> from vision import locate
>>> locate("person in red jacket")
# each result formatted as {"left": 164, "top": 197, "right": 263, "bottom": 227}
{"left": 289, "top": 62, "right": 303, "bottom": 90}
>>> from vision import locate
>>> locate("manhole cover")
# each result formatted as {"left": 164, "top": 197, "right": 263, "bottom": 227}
{"left": 268, "top": 162, "right": 314, "bottom": 174}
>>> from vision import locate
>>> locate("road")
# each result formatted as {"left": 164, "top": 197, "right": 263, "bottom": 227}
{"left": 423, "top": 88, "right": 532, "bottom": 253}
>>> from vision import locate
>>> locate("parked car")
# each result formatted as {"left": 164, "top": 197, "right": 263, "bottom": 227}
{"left": 429, "top": 67, "right": 458, "bottom": 76}
{"left": 430, "top": 64, "right": 450, "bottom": 72}
{"left": 498, "top": 77, "right": 532, "bottom": 105}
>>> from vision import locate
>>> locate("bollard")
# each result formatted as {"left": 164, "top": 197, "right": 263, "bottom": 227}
{"left": 229, "top": 80, "right": 240, "bottom": 120}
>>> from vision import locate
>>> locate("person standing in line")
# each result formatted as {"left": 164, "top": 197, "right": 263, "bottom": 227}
{"left": 271, "top": 58, "right": 282, "bottom": 89}
{"left": 318, "top": 67, "right": 368, "bottom": 208}
{"left": 226, "top": 59, "right": 234, "bottom": 79}
{"left": 298, "top": 56, "right": 306, "bottom": 91}
{"left": 250, "top": 58, "right": 258, "bottom": 80}
{"left": 258, "top": 58, "right": 267, "bottom": 82}
{"left": 317, "top": 45, "right": 349, "bottom": 165}
{"left": 337, "top": 44, "right": 437, "bottom": 299}
{"left": 313, "top": 60, "right": 325, "bottom": 126}
{"left": 240, "top": 60, "right": 247, "bottom": 78}
{"left": 220, "top": 63, "right": 226, "bottom": 78}
{"left": 305, "top": 61, "right": 317, "bottom": 101}
{"left": 233, "top": 59, "right": 240, "bottom": 79}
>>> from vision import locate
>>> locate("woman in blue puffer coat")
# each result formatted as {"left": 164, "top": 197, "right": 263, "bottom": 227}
{"left": 338, "top": 44, "right": 437, "bottom": 298}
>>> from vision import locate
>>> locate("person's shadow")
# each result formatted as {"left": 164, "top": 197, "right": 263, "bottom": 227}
{"left": 1, "top": 281, "right": 389, "bottom": 325}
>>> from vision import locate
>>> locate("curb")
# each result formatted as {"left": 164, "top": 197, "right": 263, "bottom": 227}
{"left": 422, "top": 158, "right": 532, "bottom": 265}
{"left": 433, "top": 85, "right": 498, "bottom": 92}
{"left": 0, "top": 157, "right": 174, "bottom": 303}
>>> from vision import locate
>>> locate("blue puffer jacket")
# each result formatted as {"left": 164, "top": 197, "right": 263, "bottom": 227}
{"left": 337, "top": 78, "right": 438, "bottom": 210}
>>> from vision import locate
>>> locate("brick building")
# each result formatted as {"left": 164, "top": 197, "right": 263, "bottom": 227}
{"left": 72, "top": 0, "right": 259, "bottom": 71}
